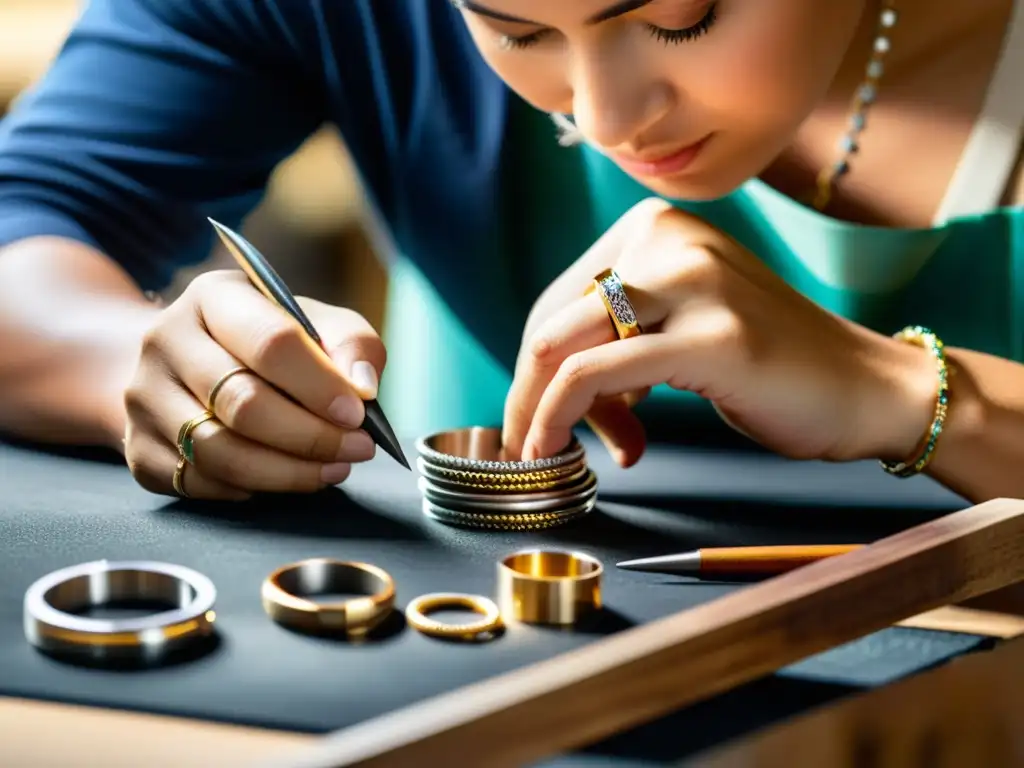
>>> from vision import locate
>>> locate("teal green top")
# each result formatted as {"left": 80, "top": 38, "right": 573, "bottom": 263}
{"left": 379, "top": 100, "right": 1024, "bottom": 439}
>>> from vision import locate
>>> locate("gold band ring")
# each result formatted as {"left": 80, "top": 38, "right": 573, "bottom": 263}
{"left": 589, "top": 268, "right": 642, "bottom": 340}
{"left": 172, "top": 456, "right": 189, "bottom": 498}
{"left": 497, "top": 548, "right": 603, "bottom": 625}
{"left": 207, "top": 366, "right": 250, "bottom": 410}
{"left": 176, "top": 410, "right": 217, "bottom": 465}
{"left": 261, "top": 559, "right": 395, "bottom": 636}
{"left": 405, "top": 593, "right": 503, "bottom": 641}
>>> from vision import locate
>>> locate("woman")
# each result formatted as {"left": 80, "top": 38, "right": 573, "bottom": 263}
{"left": 0, "top": 0, "right": 1021, "bottom": 503}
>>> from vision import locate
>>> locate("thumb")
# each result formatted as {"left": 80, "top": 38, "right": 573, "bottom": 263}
{"left": 299, "top": 298, "right": 387, "bottom": 401}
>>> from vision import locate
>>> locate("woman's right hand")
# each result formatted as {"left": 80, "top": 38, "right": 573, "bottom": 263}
{"left": 123, "top": 269, "right": 386, "bottom": 500}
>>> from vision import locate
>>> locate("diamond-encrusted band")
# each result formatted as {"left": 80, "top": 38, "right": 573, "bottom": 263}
{"left": 592, "top": 268, "right": 642, "bottom": 340}
{"left": 415, "top": 429, "right": 584, "bottom": 473}
{"left": 879, "top": 325, "right": 949, "bottom": 478}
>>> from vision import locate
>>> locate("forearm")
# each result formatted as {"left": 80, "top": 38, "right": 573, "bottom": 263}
{"left": 0, "top": 237, "right": 160, "bottom": 450}
{"left": 922, "top": 347, "right": 1024, "bottom": 503}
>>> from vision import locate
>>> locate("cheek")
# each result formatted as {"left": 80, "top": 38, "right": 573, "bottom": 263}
{"left": 678, "top": 1, "right": 861, "bottom": 137}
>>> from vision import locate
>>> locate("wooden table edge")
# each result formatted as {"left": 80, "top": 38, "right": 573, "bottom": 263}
{"left": 3, "top": 603, "right": 1020, "bottom": 766}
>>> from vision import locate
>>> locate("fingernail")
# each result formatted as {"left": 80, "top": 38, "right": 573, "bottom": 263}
{"left": 350, "top": 361, "right": 379, "bottom": 399}
{"left": 321, "top": 462, "right": 352, "bottom": 485}
{"left": 328, "top": 395, "right": 364, "bottom": 427}
{"left": 338, "top": 430, "right": 376, "bottom": 461}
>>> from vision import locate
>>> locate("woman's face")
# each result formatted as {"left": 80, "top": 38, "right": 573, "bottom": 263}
{"left": 457, "top": 0, "right": 868, "bottom": 200}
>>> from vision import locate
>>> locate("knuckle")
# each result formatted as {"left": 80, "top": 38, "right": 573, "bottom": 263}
{"left": 125, "top": 449, "right": 166, "bottom": 495}
{"left": 301, "top": 425, "right": 344, "bottom": 462}
{"left": 214, "top": 374, "right": 262, "bottom": 431}
{"left": 248, "top": 319, "right": 303, "bottom": 369}
{"left": 525, "top": 330, "right": 559, "bottom": 369}
{"left": 332, "top": 330, "right": 386, "bottom": 367}
{"left": 557, "top": 352, "right": 592, "bottom": 391}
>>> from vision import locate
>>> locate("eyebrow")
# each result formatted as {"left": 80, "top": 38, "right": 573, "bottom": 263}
{"left": 456, "top": 0, "right": 655, "bottom": 26}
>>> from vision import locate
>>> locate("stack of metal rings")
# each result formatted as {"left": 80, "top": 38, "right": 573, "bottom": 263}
{"left": 414, "top": 427, "right": 597, "bottom": 531}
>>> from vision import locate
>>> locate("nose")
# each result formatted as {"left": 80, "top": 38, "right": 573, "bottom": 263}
{"left": 570, "top": 47, "right": 671, "bottom": 150}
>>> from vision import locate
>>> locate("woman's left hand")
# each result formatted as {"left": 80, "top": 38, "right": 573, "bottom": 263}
{"left": 502, "top": 198, "right": 937, "bottom": 467}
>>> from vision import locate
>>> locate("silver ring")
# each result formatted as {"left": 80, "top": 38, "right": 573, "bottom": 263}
{"left": 415, "top": 427, "right": 585, "bottom": 473}
{"left": 23, "top": 560, "right": 218, "bottom": 665}
{"left": 418, "top": 471, "right": 597, "bottom": 512}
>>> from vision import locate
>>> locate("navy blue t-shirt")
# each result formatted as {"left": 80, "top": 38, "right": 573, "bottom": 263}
{"left": 0, "top": 0, "right": 528, "bottom": 368}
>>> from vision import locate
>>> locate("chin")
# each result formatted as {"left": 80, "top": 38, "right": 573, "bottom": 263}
{"left": 619, "top": 166, "right": 751, "bottom": 204}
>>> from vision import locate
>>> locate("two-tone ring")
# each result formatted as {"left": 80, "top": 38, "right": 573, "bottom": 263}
{"left": 23, "top": 560, "right": 218, "bottom": 666}
{"left": 589, "top": 268, "right": 643, "bottom": 340}
{"left": 262, "top": 559, "right": 396, "bottom": 637}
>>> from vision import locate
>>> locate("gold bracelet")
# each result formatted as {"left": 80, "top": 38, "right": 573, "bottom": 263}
{"left": 880, "top": 325, "right": 950, "bottom": 478}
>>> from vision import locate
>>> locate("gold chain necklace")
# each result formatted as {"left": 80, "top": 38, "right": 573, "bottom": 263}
{"left": 811, "top": 1, "right": 899, "bottom": 211}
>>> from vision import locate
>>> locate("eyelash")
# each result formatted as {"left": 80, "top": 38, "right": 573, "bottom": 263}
{"left": 500, "top": 2, "right": 719, "bottom": 50}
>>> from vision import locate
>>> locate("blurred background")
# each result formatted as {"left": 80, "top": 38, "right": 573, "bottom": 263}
{"left": 1, "top": 0, "right": 391, "bottom": 330}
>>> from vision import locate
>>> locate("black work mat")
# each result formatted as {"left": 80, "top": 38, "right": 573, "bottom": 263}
{"left": 0, "top": 434, "right": 990, "bottom": 764}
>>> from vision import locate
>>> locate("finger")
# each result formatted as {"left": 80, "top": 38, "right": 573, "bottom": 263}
{"left": 585, "top": 394, "right": 647, "bottom": 468}
{"left": 123, "top": 426, "right": 250, "bottom": 501}
{"left": 195, "top": 273, "right": 367, "bottom": 430}
{"left": 301, "top": 297, "right": 387, "bottom": 401}
{"left": 523, "top": 334, "right": 682, "bottom": 461}
{"left": 128, "top": 372, "right": 352, "bottom": 494}
{"left": 165, "top": 324, "right": 376, "bottom": 465}
{"left": 503, "top": 291, "right": 616, "bottom": 459}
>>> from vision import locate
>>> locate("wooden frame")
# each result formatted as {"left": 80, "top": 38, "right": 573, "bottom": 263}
{"left": 267, "top": 498, "right": 1024, "bottom": 767}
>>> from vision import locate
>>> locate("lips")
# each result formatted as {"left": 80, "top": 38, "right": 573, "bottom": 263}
{"left": 610, "top": 135, "right": 711, "bottom": 178}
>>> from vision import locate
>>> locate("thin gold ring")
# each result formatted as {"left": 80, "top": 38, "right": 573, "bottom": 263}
{"left": 405, "top": 593, "right": 503, "bottom": 641}
{"left": 172, "top": 455, "right": 189, "bottom": 498}
{"left": 207, "top": 365, "right": 250, "bottom": 410}
{"left": 589, "top": 268, "right": 643, "bottom": 340}
{"left": 176, "top": 410, "right": 217, "bottom": 465}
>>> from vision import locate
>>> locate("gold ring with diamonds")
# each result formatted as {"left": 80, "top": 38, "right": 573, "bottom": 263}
{"left": 176, "top": 410, "right": 217, "bottom": 465}
{"left": 589, "top": 268, "right": 642, "bottom": 340}
{"left": 207, "top": 366, "right": 250, "bottom": 411}
{"left": 172, "top": 455, "right": 189, "bottom": 498}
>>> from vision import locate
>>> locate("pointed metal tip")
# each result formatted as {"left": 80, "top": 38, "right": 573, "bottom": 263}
{"left": 615, "top": 551, "right": 701, "bottom": 574}
{"left": 615, "top": 560, "right": 646, "bottom": 571}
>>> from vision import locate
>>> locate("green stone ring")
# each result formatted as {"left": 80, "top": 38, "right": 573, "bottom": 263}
{"left": 176, "top": 410, "right": 218, "bottom": 465}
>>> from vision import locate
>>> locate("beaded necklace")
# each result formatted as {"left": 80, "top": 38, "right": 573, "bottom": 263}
{"left": 811, "top": 1, "right": 899, "bottom": 211}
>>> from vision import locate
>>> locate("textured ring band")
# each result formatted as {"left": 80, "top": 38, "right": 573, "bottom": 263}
{"left": 176, "top": 410, "right": 217, "bottom": 465}
{"left": 207, "top": 366, "right": 251, "bottom": 410}
{"left": 415, "top": 427, "right": 585, "bottom": 473}
{"left": 172, "top": 455, "right": 189, "bottom": 498}
{"left": 591, "top": 268, "right": 642, "bottom": 340}
{"left": 405, "top": 593, "right": 503, "bottom": 640}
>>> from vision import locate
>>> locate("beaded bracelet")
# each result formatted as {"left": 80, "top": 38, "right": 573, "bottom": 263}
{"left": 879, "top": 325, "right": 950, "bottom": 478}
